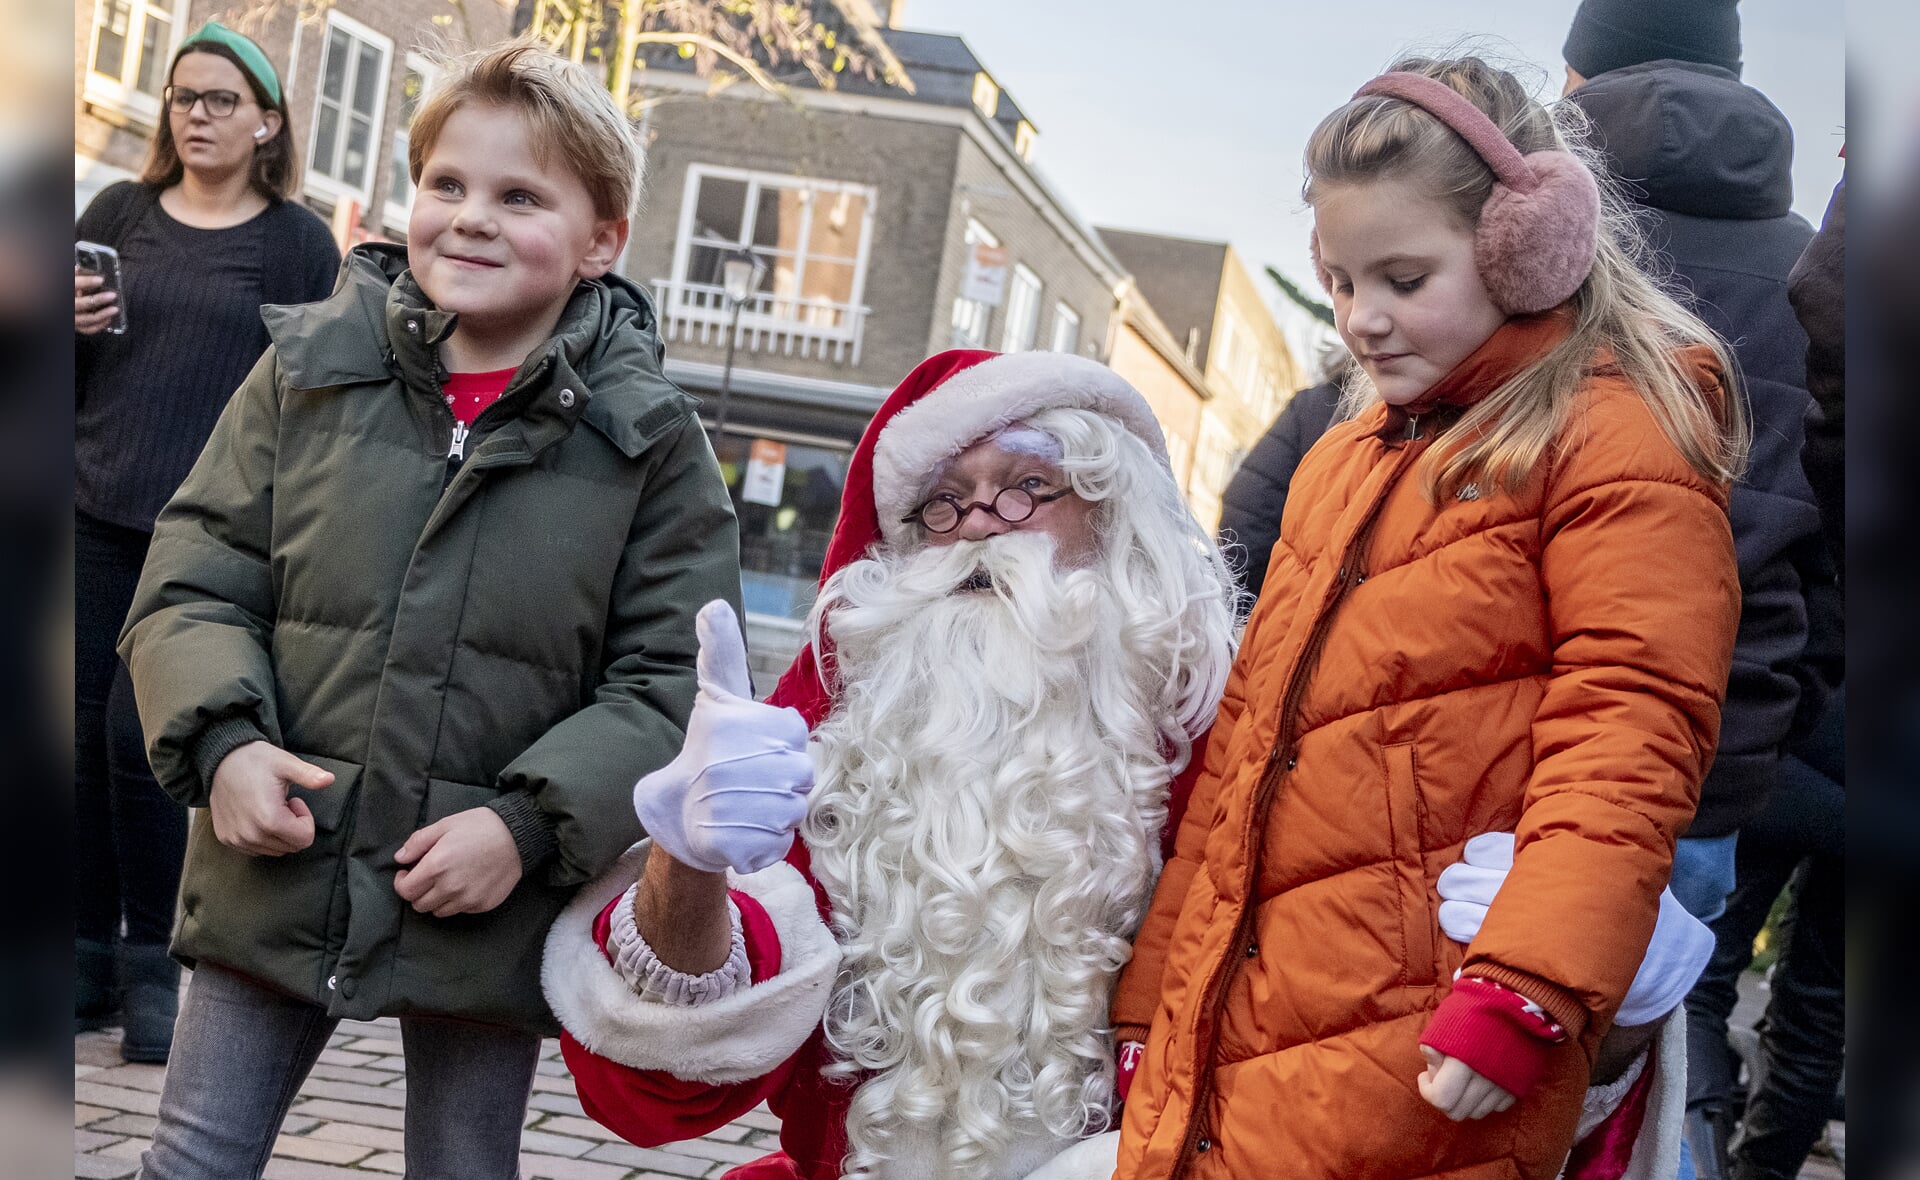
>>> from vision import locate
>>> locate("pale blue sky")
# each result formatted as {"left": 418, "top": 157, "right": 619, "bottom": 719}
{"left": 901, "top": 0, "right": 1846, "bottom": 359}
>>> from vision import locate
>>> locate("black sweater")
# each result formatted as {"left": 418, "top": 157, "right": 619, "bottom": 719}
{"left": 76, "top": 182, "right": 339, "bottom": 531}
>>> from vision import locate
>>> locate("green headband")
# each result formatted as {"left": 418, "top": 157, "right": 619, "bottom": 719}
{"left": 178, "top": 20, "right": 283, "bottom": 107}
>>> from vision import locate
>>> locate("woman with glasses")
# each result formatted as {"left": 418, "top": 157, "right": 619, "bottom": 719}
{"left": 73, "top": 21, "right": 339, "bottom": 1064}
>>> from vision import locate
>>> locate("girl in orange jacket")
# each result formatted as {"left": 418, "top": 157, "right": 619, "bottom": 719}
{"left": 1108, "top": 56, "right": 1748, "bottom": 1180}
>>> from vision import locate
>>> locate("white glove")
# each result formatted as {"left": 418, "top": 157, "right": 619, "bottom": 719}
{"left": 1435, "top": 831, "right": 1716, "bottom": 1027}
{"left": 1435, "top": 831, "right": 1517, "bottom": 943}
{"left": 632, "top": 600, "right": 813, "bottom": 875}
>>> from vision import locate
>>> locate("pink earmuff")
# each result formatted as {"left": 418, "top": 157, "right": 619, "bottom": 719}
{"left": 1317, "top": 71, "right": 1600, "bottom": 316}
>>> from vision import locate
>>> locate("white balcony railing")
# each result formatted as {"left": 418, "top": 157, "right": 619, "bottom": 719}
{"left": 652, "top": 278, "right": 871, "bottom": 366}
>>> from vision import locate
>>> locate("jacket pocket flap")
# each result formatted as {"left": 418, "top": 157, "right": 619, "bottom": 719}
{"left": 424, "top": 778, "right": 500, "bottom": 825}
{"left": 289, "top": 754, "right": 362, "bottom": 832}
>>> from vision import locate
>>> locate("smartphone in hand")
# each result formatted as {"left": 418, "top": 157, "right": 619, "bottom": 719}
{"left": 75, "top": 240, "right": 128, "bottom": 335}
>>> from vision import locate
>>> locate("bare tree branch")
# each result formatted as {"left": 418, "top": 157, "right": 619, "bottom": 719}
{"left": 524, "top": 0, "right": 912, "bottom": 111}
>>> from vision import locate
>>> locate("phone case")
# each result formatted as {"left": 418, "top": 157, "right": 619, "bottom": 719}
{"left": 75, "top": 239, "right": 128, "bottom": 335}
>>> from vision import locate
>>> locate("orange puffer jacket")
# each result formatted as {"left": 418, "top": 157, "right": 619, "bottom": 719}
{"left": 1110, "top": 333, "right": 1739, "bottom": 1180}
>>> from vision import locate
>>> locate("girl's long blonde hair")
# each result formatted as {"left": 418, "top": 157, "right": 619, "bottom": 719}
{"left": 1305, "top": 54, "right": 1750, "bottom": 500}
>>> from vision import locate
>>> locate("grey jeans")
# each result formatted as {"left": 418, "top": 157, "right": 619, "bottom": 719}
{"left": 139, "top": 964, "right": 539, "bottom": 1180}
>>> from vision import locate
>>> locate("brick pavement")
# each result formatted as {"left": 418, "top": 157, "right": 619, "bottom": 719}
{"left": 73, "top": 976, "right": 781, "bottom": 1180}
{"left": 74, "top": 972, "right": 1844, "bottom": 1178}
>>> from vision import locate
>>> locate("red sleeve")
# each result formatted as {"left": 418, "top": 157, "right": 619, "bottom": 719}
{"left": 564, "top": 886, "right": 794, "bottom": 1147}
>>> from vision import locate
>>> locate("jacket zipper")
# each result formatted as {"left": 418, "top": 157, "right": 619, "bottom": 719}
{"left": 1168, "top": 424, "right": 1421, "bottom": 1178}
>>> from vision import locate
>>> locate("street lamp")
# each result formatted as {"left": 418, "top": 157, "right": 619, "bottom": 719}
{"left": 712, "top": 249, "right": 767, "bottom": 442}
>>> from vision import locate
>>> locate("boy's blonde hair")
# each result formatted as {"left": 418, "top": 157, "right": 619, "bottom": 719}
{"left": 1305, "top": 54, "right": 1749, "bottom": 500}
{"left": 409, "top": 39, "right": 641, "bottom": 222}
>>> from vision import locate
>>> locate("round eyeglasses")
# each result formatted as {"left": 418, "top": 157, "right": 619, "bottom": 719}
{"left": 163, "top": 86, "right": 246, "bottom": 118}
{"left": 904, "top": 484, "right": 1074, "bottom": 535}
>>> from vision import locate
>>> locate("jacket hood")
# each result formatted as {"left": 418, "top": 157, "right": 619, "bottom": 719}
{"left": 262, "top": 242, "right": 694, "bottom": 457}
{"left": 1568, "top": 59, "right": 1795, "bottom": 220}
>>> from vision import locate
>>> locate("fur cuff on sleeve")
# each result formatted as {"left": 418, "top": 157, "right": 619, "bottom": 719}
{"left": 542, "top": 840, "right": 839, "bottom": 1085}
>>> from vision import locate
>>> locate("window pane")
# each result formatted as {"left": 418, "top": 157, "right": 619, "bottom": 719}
{"left": 92, "top": 0, "right": 131, "bottom": 79}
{"left": 686, "top": 243, "right": 729, "bottom": 287}
{"left": 799, "top": 260, "right": 855, "bottom": 308}
{"left": 311, "top": 103, "right": 340, "bottom": 178}
{"left": 322, "top": 29, "right": 350, "bottom": 101}
{"left": 805, "top": 190, "right": 866, "bottom": 260}
{"left": 1002, "top": 270, "right": 1040, "bottom": 352}
{"left": 763, "top": 258, "right": 800, "bottom": 316}
{"left": 714, "top": 434, "right": 848, "bottom": 624}
{"left": 751, "top": 186, "right": 805, "bottom": 251}
{"left": 692, "top": 177, "right": 748, "bottom": 242}
{"left": 135, "top": 11, "right": 170, "bottom": 96}
{"left": 345, "top": 115, "right": 372, "bottom": 188}
{"left": 1051, "top": 306, "right": 1080, "bottom": 354}
{"left": 353, "top": 43, "right": 383, "bottom": 116}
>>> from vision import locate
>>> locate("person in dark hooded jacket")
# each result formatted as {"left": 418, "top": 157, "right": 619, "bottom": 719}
{"left": 1562, "top": 6, "right": 1841, "bottom": 1176}
{"left": 1566, "top": 54, "right": 1831, "bottom": 916}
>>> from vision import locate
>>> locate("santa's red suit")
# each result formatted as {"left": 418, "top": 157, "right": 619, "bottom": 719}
{"left": 543, "top": 350, "right": 1214, "bottom": 1180}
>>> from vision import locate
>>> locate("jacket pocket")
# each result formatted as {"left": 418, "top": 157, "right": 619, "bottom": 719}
{"left": 422, "top": 777, "right": 500, "bottom": 826}
{"left": 1383, "top": 742, "right": 1439, "bottom": 987}
{"left": 174, "top": 755, "right": 362, "bottom": 981}
{"left": 291, "top": 754, "right": 362, "bottom": 832}
{"left": 399, "top": 777, "right": 565, "bottom": 1032}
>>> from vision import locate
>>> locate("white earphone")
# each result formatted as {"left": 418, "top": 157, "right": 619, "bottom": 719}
{"left": 253, "top": 126, "right": 268, "bottom": 140}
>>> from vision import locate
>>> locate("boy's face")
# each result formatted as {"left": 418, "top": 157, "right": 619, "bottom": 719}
{"left": 408, "top": 103, "right": 626, "bottom": 356}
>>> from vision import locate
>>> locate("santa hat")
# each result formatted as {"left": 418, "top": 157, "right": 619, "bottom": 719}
{"left": 765, "top": 349, "right": 1170, "bottom": 727}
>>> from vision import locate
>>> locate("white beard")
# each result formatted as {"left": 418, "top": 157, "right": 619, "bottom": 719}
{"left": 803, "top": 534, "right": 1178, "bottom": 1180}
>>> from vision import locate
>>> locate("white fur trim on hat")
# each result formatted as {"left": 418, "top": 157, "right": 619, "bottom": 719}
{"left": 542, "top": 840, "right": 839, "bottom": 1085}
{"left": 871, "top": 352, "right": 1171, "bottom": 544}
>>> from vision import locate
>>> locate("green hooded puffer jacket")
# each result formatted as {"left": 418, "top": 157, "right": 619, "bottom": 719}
{"left": 122, "top": 243, "right": 742, "bottom": 1033}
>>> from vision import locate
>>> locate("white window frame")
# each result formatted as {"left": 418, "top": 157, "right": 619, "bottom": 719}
{"left": 83, "top": 0, "right": 192, "bottom": 127}
{"left": 949, "top": 218, "right": 999, "bottom": 349}
{"left": 304, "top": 10, "right": 393, "bottom": 209}
{"left": 667, "top": 163, "right": 878, "bottom": 342}
{"left": 1049, "top": 302, "right": 1081, "bottom": 355}
{"left": 382, "top": 52, "right": 438, "bottom": 234}
{"left": 1000, "top": 265, "right": 1042, "bottom": 352}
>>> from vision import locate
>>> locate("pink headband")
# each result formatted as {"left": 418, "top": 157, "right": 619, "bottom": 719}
{"left": 1314, "top": 70, "right": 1601, "bottom": 315}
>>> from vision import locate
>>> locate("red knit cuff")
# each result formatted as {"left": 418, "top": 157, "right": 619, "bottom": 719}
{"left": 1420, "top": 976, "right": 1568, "bottom": 1099}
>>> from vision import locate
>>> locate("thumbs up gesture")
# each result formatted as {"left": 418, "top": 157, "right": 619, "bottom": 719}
{"left": 632, "top": 600, "right": 814, "bottom": 875}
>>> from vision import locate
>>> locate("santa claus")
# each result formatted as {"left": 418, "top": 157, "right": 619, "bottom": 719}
{"left": 543, "top": 350, "right": 1708, "bottom": 1180}
{"left": 540, "top": 349, "right": 1229, "bottom": 1180}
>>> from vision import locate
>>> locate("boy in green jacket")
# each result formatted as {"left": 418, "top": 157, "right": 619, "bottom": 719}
{"left": 120, "top": 41, "right": 740, "bottom": 1178}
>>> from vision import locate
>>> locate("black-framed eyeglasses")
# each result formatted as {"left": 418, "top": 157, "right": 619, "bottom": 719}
{"left": 163, "top": 86, "right": 245, "bottom": 118}
{"left": 904, "top": 484, "right": 1074, "bottom": 535}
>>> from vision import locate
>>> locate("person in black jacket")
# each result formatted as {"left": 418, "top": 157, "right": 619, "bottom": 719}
{"left": 1566, "top": 42, "right": 1828, "bottom": 924}
{"left": 1215, "top": 379, "right": 1341, "bottom": 602}
{"left": 73, "top": 21, "right": 339, "bottom": 1063}
{"left": 1561, "top": 4, "right": 1839, "bottom": 1176}
{"left": 1682, "top": 168, "right": 1847, "bottom": 1180}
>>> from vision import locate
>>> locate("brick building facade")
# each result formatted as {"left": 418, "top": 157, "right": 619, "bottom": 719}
{"left": 620, "top": 28, "right": 1133, "bottom": 676}
{"left": 77, "top": 0, "right": 516, "bottom": 227}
